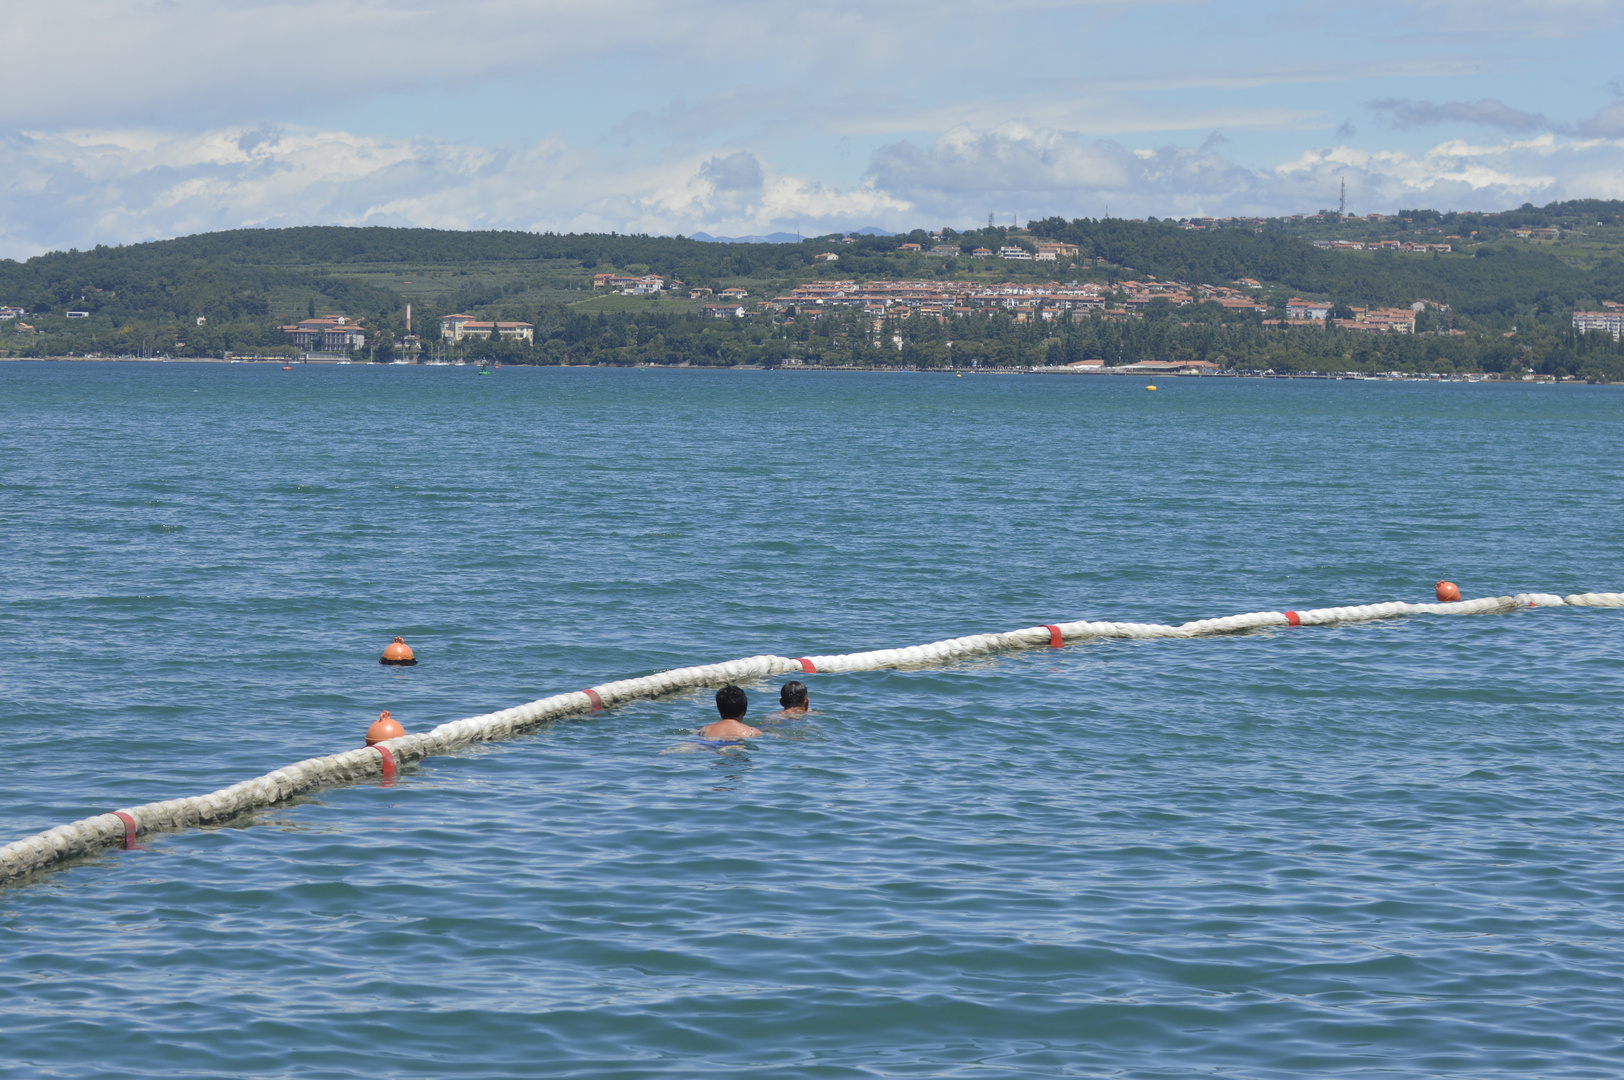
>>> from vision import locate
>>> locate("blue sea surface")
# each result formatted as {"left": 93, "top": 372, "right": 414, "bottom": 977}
{"left": 2, "top": 362, "right": 1622, "bottom": 1078}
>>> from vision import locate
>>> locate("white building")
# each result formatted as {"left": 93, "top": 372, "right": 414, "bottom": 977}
{"left": 279, "top": 316, "right": 367, "bottom": 351}
{"left": 1574, "top": 310, "right": 1624, "bottom": 340}
{"left": 439, "top": 314, "right": 534, "bottom": 343}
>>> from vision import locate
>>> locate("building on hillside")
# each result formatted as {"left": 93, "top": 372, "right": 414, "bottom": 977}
{"left": 970, "top": 247, "right": 993, "bottom": 257}
{"left": 439, "top": 314, "right": 534, "bottom": 343}
{"left": 0, "top": 306, "right": 25, "bottom": 319}
{"left": 1213, "top": 296, "right": 1270, "bottom": 314}
{"left": 1574, "top": 310, "right": 1624, "bottom": 340}
{"left": 702, "top": 303, "right": 747, "bottom": 319}
{"left": 1333, "top": 307, "right": 1417, "bottom": 333}
{"left": 815, "top": 252, "right": 840, "bottom": 262}
{"left": 1285, "top": 298, "right": 1330, "bottom": 320}
{"left": 689, "top": 288, "right": 714, "bottom": 299}
{"left": 898, "top": 242, "right": 922, "bottom": 251}
{"left": 928, "top": 245, "right": 960, "bottom": 256}
{"left": 593, "top": 273, "right": 665, "bottom": 293}
{"left": 719, "top": 287, "right": 749, "bottom": 299}
{"left": 439, "top": 313, "right": 477, "bottom": 339}
{"left": 280, "top": 316, "right": 366, "bottom": 351}
{"left": 998, "top": 246, "right": 1032, "bottom": 260}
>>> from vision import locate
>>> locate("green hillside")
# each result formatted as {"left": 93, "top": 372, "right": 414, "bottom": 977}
{"left": 3, "top": 202, "right": 1624, "bottom": 379}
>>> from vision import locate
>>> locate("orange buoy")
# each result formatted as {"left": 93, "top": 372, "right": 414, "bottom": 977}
{"left": 366, "top": 710, "right": 406, "bottom": 746}
{"left": 380, "top": 636, "right": 417, "bottom": 666}
{"left": 1436, "top": 581, "right": 1461, "bottom": 602}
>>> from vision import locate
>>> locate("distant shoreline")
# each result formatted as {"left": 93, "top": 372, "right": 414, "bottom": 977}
{"left": 0, "top": 355, "right": 1588, "bottom": 383}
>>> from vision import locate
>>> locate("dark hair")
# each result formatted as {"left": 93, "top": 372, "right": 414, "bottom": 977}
{"left": 779, "top": 680, "right": 808, "bottom": 708}
{"left": 715, "top": 685, "right": 748, "bottom": 719}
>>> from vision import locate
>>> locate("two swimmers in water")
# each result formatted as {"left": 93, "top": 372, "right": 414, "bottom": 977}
{"left": 696, "top": 681, "right": 812, "bottom": 740}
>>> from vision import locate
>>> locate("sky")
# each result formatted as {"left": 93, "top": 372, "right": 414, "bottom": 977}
{"left": 3, "top": 0, "right": 1624, "bottom": 258}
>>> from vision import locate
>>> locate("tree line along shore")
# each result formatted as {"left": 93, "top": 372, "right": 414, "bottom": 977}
{"left": 4, "top": 200, "right": 1624, "bottom": 381}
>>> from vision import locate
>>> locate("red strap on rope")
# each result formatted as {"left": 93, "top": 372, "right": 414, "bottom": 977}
{"left": 114, "top": 811, "right": 137, "bottom": 850}
{"left": 1044, "top": 625, "right": 1063, "bottom": 648}
{"left": 375, "top": 744, "right": 397, "bottom": 780}
{"left": 1284, "top": 611, "right": 1301, "bottom": 627}
{"left": 796, "top": 658, "right": 817, "bottom": 674}
{"left": 584, "top": 688, "right": 604, "bottom": 712}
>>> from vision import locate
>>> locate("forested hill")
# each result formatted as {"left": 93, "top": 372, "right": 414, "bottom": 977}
{"left": 5, "top": 226, "right": 834, "bottom": 281}
{"left": 4, "top": 200, "right": 1624, "bottom": 378}
{"left": 1026, "top": 215, "right": 1622, "bottom": 322}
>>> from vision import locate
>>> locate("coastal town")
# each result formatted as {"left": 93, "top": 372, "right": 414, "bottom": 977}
{"left": 586, "top": 267, "right": 1465, "bottom": 339}
{"left": 5, "top": 205, "right": 1623, "bottom": 381}
{"left": 751, "top": 277, "right": 1432, "bottom": 335}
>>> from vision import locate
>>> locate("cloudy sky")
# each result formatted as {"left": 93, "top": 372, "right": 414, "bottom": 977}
{"left": 3, "top": 0, "right": 1623, "bottom": 257}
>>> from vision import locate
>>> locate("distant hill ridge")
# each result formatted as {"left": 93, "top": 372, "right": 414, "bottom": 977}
{"left": 689, "top": 227, "right": 895, "bottom": 244}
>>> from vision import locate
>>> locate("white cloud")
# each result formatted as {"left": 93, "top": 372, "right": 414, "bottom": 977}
{"left": 0, "top": 125, "right": 911, "bottom": 258}
{"left": 12, "top": 120, "right": 1621, "bottom": 260}
{"left": 866, "top": 124, "right": 1624, "bottom": 221}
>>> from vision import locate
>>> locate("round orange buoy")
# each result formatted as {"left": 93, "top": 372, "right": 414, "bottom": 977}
{"left": 1436, "top": 581, "right": 1461, "bottom": 602}
{"left": 366, "top": 710, "right": 406, "bottom": 746}
{"left": 380, "top": 636, "right": 417, "bottom": 666}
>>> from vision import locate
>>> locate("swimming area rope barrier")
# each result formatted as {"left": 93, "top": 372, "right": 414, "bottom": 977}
{"left": 4, "top": 589, "right": 1620, "bottom": 886}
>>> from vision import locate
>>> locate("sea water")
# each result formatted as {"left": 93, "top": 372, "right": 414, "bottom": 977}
{"left": 2, "top": 363, "right": 1622, "bottom": 1078}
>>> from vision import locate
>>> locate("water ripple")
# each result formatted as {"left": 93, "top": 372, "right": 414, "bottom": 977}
{"left": 2, "top": 365, "right": 1623, "bottom": 1077}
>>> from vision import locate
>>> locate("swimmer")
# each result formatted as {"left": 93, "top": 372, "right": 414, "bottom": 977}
{"left": 764, "top": 680, "right": 812, "bottom": 721}
{"left": 698, "top": 685, "right": 761, "bottom": 740}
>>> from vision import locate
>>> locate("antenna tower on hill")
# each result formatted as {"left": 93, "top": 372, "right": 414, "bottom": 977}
{"left": 1339, "top": 178, "right": 1346, "bottom": 219}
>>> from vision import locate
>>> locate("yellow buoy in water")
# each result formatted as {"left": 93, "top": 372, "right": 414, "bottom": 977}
{"left": 1146, "top": 384, "right": 1157, "bottom": 391}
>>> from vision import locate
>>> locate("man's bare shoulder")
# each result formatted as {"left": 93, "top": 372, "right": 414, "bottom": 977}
{"left": 699, "top": 718, "right": 761, "bottom": 739}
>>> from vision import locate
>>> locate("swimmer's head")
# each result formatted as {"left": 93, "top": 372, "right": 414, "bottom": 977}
{"left": 715, "top": 685, "right": 748, "bottom": 720}
{"left": 780, "top": 681, "right": 808, "bottom": 709}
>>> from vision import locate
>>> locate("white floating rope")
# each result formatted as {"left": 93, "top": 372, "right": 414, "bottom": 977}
{"left": 2, "top": 589, "right": 1616, "bottom": 886}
